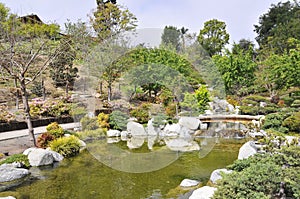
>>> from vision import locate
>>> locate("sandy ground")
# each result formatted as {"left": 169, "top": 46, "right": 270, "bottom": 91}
{"left": 0, "top": 136, "right": 34, "bottom": 155}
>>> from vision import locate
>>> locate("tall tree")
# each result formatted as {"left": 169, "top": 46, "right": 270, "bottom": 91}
{"left": 180, "top": 27, "right": 189, "bottom": 51}
{"left": 49, "top": 37, "right": 78, "bottom": 97}
{"left": 91, "top": 1, "right": 137, "bottom": 41}
{"left": 254, "top": 1, "right": 300, "bottom": 53}
{"left": 161, "top": 26, "right": 181, "bottom": 51}
{"left": 232, "top": 39, "right": 255, "bottom": 55}
{"left": 197, "top": 19, "right": 230, "bottom": 57}
{"left": 0, "top": 4, "right": 61, "bottom": 146}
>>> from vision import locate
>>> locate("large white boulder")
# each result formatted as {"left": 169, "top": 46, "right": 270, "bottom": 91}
{"left": 127, "top": 122, "right": 147, "bottom": 137}
{"left": 189, "top": 186, "right": 217, "bottom": 199}
{"left": 0, "top": 196, "right": 16, "bottom": 199}
{"left": 127, "top": 137, "right": 145, "bottom": 149}
{"left": 210, "top": 169, "right": 232, "bottom": 184}
{"left": 179, "top": 117, "right": 200, "bottom": 130}
{"left": 163, "top": 123, "right": 181, "bottom": 136}
{"left": 23, "top": 147, "right": 37, "bottom": 156}
{"left": 238, "top": 141, "right": 257, "bottom": 160}
{"left": 0, "top": 164, "right": 30, "bottom": 183}
{"left": 107, "top": 129, "right": 121, "bottom": 137}
{"left": 147, "top": 119, "right": 159, "bottom": 136}
{"left": 28, "top": 148, "right": 54, "bottom": 166}
{"left": 180, "top": 179, "right": 200, "bottom": 187}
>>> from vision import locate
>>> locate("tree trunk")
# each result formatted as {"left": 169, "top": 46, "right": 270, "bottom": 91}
{"left": 14, "top": 78, "right": 19, "bottom": 110}
{"left": 20, "top": 79, "right": 36, "bottom": 147}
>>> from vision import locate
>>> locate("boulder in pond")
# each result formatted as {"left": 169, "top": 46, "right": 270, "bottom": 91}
{"left": 165, "top": 138, "right": 200, "bottom": 152}
{"left": 0, "top": 164, "right": 30, "bottom": 183}
{"left": 163, "top": 123, "right": 181, "bottom": 136}
{"left": 180, "top": 179, "right": 200, "bottom": 187}
{"left": 189, "top": 186, "right": 217, "bottom": 199}
{"left": 127, "top": 122, "right": 147, "bottom": 137}
{"left": 0, "top": 196, "right": 16, "bottom": 199}
{"left": 107, "top": 129, "right": 121, "bottom": 137}
{"left": 179, "top": 117, "right": 200, "bottom": 130}
{"left": 28, "top": 148, "right": 54, "bottom": 166}
{"left": 238, "top": 141, "right": 257, "bottom": 160}
{"left": 210, "top": 168, "right": 232, "bottom": 184}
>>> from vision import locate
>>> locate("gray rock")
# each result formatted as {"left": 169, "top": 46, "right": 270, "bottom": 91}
{"left": 199, "top": 123, "right": 208, "bottom": 130}
{"left": 46, "top": 149, "right": 64, "bottom": 162}
{"left": 127, "top": 122, "right": 147, "bottom": 137}
{"left": 179, "top": 117, "right": 200, "bottom": 130}
{"left": 107, "top": 137, "right": 121, "bottom": 143}
{"left": 127, "top": 137, "right": 145, "bottom": 149}
{"left": 121, "top": 131, "right": 128, "bottom": 141}
{"left": 163, "top": 123, "right": 181, "bottom": 136}
{"left": 28, "top": 148, "right": 54, "bottom": 166}
{"left": 107, "top": 129, "right": 121, "bottom": 137}
{"left": 180, "top": 179, "right": 200, "bottom": 187}
{"left": 238, "top": 141, "right": 257, "bottom": 160}
{"left": 189, "top": 186, "right": 217, "bottom": 199}
{"left": 0, "top": 165, "right": 30, "bottom": 183}
{"left": 23, "top": 147, "right": 37, "bottom": 156}
{"left": 147, "top": 119, "right": 159, "bottom": 136}
{"left": 210, "top": 169, "right": 232, "bottom": 184}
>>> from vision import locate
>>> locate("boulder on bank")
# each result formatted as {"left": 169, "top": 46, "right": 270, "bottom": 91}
{"left": 210, "top": 168, "right": 232, "bottom": 184}
{"left": 238, "top": 141, "right": 257, "bottom": 160}
{"left": 180, "top": 179, "right": 200, "bottom": 187}
{"left": 127, "top": 122, "right": 147, "bottom": 137}
{"left": 179, "top": 117, "right": 200, "bottom": 130}
{"left": 165, "top": 138, "right": 200, "bottom": 152}
{"left": 189, "top": 186, "right": 217, "bottom": 199}
{"left": 0, "top": 197, "right": 16, "bottom": 199}
{"left": 26, "top": 148, "right": 63, "bottom": 167}
{"left": 107, "top": 129, "right": 121, "bottom": 137}
{"left": 0, "top": 164, "right": 30, "bottom": 183}
{"left": 163, "top": 123, "right": 181, "bottom": 136}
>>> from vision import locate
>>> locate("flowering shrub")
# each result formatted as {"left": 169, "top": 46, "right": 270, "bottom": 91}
{"left": 37, "top": 132, "right": 55, "bottom": 148}
{"left": 0, "top": 104, "right": 16, "bottom": 123}
{"left": 97, "top": 112, "right": 110, "bottom": 130}
{"left": 29, "top": 98, "right": 73, "bottom": 118}
{"left": 46, "top": 122, "right": 65, "bottom": 138}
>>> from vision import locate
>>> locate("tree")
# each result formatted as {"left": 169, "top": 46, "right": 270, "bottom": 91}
{"left": 197, "top": 19, "right": 230, "bottom": 57}
{"left": 232, "top": 39, "right": 255, "bottom": 55}
{"left": 161, "top": 26, "right": 181, "bottom": 51}
{"left": 180, "top": 27, "right": 189, "bottom": 51}
{"left": 0, "top": 4, "right": 61, "bottom": 146}
{"left": 49, "top": 37, "right": 78, "bottom": 97}
{"left": 91, "top": 1, "right": 137, "bottom": 41}
{"left": 213, "top": 47, "right": 257, "bottom": 96}
{"left": 254, "top": 1, "right": 300, "bottom": 53}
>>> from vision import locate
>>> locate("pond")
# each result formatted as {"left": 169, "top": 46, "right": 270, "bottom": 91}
{"left": 2, "top": 138, "right": 244, "bottom": 199}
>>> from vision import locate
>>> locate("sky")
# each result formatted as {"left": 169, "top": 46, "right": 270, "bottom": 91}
{"left": 0, "top": 0, "right": 285, "bottom": 45}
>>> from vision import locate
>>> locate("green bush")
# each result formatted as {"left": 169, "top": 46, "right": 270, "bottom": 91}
{"left": 130, "top": 103, "right": 151, "bottom": 124}
{"left": 243, "top": 95, "right": 269, "bottom": 103}
{"left": 282, "top": 111, "right": 300, "bottom": 133}
{"left": 239, "top": 105, "right": 260, "bottom": 115}
{"left": 37, "top": 132, "right": 55, "bottom": 148}
{"left": 109, "top": 110, "right": 129, "bottom": 131}
{"left": 46, "top": 122, "right": 65, "bottom": 138}
{"left": 291, "top": 100, "right": 300, "bottom": 108}
{"left": 152, "top": 114, "right": 168, "bottom": 127}
{"left": 214, "top": 146, "right": 300, "bottom": 199}
{"left": 80, "top": 116, "right": 99, "bottom": 131}
{"left": 49, "top": 135, "right": 81, "bottom": 157}
{"left": 97, "top": 112, "right": 110, "bottom": 130}
{"left": 281, "top": 96, "right": 294, "bottom": 106}
{"left": 0, "top": 154, "right": 30, "bottom": 168}
{"left": 77, "top": 129, "right": 106, "bottom": 140}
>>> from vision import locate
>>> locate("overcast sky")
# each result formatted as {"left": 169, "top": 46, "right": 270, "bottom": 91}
{"left": 0, "top": 0, "right": 284, "bottom": 45}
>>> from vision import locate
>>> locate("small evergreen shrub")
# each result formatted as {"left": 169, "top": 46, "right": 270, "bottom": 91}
{"left": 109, "top": 110, "right": 129, "bottom": 130}
{"left": 130, "top": 103, "right": 151, "bottom": 124}
{"left": 0, "top": 154, "right": 30, "bottom": 168}
{"left": 80, "top": 116, "right": 99, "bottom": 131}
{"left": 46, "top": 122, "right": 65, "bottom": 138}
{"left": 282, "top": 111, "right": 300, "bottom": 133}
{"left": 49, "top": 135, "right": 80, "bottom": 157}
{"left": 152, "top": 114, "right": 168, "bottom": 127}
{"left": 37, "top": 132, "right": 55, "bottom": 148}
{"left": 97, "top": 112, "right": 110, "bottom": 130}
{"left": 77, "top": 129, "right": 106, "bottom": 140}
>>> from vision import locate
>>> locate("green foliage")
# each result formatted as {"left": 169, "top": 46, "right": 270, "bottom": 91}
{"left": 49, "top": 135, "right": 80, "bottom": 157}
{"left": 97, "top": 112, "right": 110, "bottom": 130}
{"left": 0, "top": 154, "right": 30, "bottom": 168}
{"left": 161, "top": 26, "right": 181, "bottom": 51}
{"left": 130, "top": 103, "right": 151, "bottom": 124}
{"left": 37, "top": 132, "right": 55, "bottom": 148}
{"left": 152, "top": 114, "right": 168, "bottom": 128}
{"left": 291, "top": 99, "right": 300, "bottom": 108}
{"left": 282, "top": 111, "right": 300, "bottom": 133}
{"left": 80, "top": 116, "right": 100, "bottom": 131}
{"left": 181, "top": 85, "right": 211, "bottom": 114}
{"left": 31, "top": 81, "right": 44, "bottom": 97}
{"left": 46, "top": 122, "right": 65, "bottom": 138}
{"left": 77, "top": 129, "right": 106, "bottom": 140}
{"left": 165, "top": 103, "right": 177, "bottom": 117}
{"left": 213, "top": 47, "right": 257, "bottom": 96}
{"left": 109, "top": 110, "right": 129, "bottom": 130}
{"left": 158, "top": 87, "right": 174, "bottom": 107}
{"left": 198, "top": 19, "right": 230, "bottom": 56}
{"left": 214, "top": 146, "right": 300, "bottom": 199}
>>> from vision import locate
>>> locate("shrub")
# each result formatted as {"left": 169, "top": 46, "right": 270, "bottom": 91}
{"left": 0, "top": 154, "right": 30, "bottom": 168}
{"left": 281, "top": 96, "right": 294, "bottom": 106}
{"left": 0, "top": 105, "right": 16, "bottom": 123}
{"left": 282, "top": 111, "right": 300, "bottom": 133}
{"left": 37, "top": 132, "right": 55, "bottom": 148}
{"left": 80, "top": 116, "right": 99, "bottom": 131}
{"left": 165, "top": 102, "right": 177, "bottom": 117}
{"left": 49, "top": 135, "right": 80, "bottom": 157}
{"left": 109, "top": 110, "right": 129, "bottom": 131}
{"left": 152, "top": 114, "right": 168, "bottom": 127}
{"left": 97, "top": 113, "right": 110, "bottom": 130}
{"left": 77, "top": 129, "right": 106, "bottom": 140}
{"left": 46, "top": 122, "right": 65, "bottom": 138}
{"left": 291, "top": 100, "right": 300, "bottom": 108}
{"left": 130, "top": 103, "right": 151, "bottom": 124}
{"left": 70, "top": 105, "right": 87, "bottom": 122}
{"left": 158, "top": 88, "right": 174, "bottom": 106}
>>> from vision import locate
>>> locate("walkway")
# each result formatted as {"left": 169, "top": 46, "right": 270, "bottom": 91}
{"left": 0, "top": 122, "right": 81, "bottom": 141}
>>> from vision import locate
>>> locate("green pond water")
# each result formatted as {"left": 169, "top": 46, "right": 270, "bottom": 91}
{"left": 1, "top": 138, "right": 244, "bottom": 199}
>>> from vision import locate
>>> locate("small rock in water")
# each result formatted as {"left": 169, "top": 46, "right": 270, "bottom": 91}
{"left": 189, "top": 186, "right": 217, "bottom": 199}
{"left": 180, "top": 179, "right": 200, "bottom": 187}
{"left": 210, "top": 169, "right": 232, "bottom": 184}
